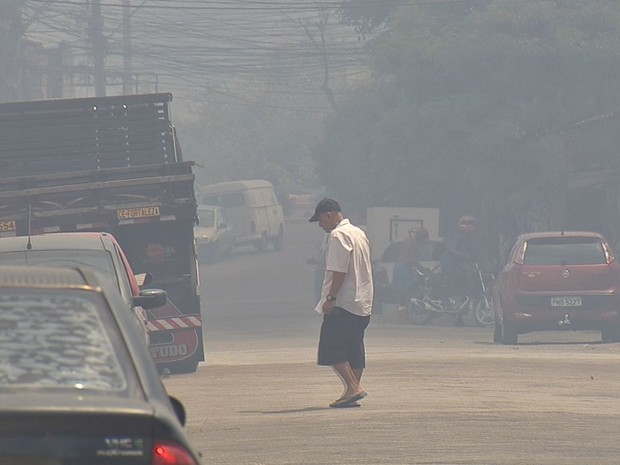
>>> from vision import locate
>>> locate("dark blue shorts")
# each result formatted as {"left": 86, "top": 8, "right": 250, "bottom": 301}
{"left": 317, "top": 307, "right": 370, "bottom": 369}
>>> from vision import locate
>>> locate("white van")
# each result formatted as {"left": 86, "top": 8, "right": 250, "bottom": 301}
{"left": 200, "top": 179, "right": 285, "bottom": 251}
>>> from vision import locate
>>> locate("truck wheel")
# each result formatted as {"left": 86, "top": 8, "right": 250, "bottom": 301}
{"left": 255, "top": 235, "right": 268, "bottom": 252}
{"left": 165, "top": 359, "right": 199, "bottom": 375}
{"left": 273, "top": 226, "right": 284, "bottom": 251}
{"left": 602, "top": 326, "right": 620, "bottom": 342}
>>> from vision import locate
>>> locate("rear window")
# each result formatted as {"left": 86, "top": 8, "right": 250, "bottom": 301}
{"left": 0, "top": 289, "right": 139, "bottom": 396}
{"left": 523, "top": 238, "right": 607, "bottom": 265}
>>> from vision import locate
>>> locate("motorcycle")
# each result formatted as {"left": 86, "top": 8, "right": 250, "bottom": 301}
{"left": 407, "top": 262, "right": 494, "bottom": 326}
{"left": 407, "top": 266, "right": 470, "bottom": 325}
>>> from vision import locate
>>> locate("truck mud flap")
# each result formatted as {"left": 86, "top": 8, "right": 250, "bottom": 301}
{"left": 146, "top": 301, "right": 203, "bottom": 371}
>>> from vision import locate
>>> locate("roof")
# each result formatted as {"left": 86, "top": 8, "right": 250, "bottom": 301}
{"left": 201, "top": 179, "right": 274, "bottom": 194}
{"left": 0, "top": 265, "right": 90, "bottom": 287}
{"left": 0, "top": 232, "right": 114, "bottom": 253}
{"left": 518, "top": 231, "right": 605, "bottom": 241}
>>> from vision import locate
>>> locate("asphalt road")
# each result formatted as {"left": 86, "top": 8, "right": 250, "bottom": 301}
{"left": 163, "top": 216, "right": 620, "bottom": 465}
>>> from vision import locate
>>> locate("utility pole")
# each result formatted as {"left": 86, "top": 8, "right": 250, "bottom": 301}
{"left": 89, "top": 0, "right": 106, "bottom": 96}
{"left": 0, "top": 0, "right": 24, "bottom": 102}
{"left": 122, "top": 0, "right": 132, "bottom": 95}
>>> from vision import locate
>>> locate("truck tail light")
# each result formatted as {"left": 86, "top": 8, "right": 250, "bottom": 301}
{"left": 152, "top": 441, "right": 199, "bottom": 465}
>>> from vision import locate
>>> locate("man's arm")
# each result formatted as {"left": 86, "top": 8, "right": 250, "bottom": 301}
{"left": 322, "top": 270, "right": 346, "bottom": 314}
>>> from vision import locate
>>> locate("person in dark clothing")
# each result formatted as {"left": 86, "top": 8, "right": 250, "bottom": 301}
{"left": 440, "top": 216, "right": 479, "bottom": 325}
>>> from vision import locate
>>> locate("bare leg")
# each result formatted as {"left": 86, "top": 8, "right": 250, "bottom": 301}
{"left": 332, "top": 362, "right": 364, "bottom": 399}
{"left": 332, "top": 366, "right": 365, "bottom": 401}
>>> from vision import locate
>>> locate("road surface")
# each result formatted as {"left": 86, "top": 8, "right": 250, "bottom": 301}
{"left": 164, "top": 217, "right": 620, "bottom": 465}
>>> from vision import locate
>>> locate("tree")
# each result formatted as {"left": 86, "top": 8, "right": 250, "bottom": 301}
{"left": 314, "top": 1, "right": 620, "bottom": 247}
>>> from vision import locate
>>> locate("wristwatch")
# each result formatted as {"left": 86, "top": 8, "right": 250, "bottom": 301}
{"left": 326, "top": 294, "right": 337, "bottom": 302}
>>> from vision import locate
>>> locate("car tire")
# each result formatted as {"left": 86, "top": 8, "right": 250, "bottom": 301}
{"left": 493, "top": 319, "right": 502, "bottom": 343}
{"left": 601, "top": 326, "right": 620, "bottom": 342}
{"left": 205, "top": 245, "right": 217, "bottom": 263}
{"left": 501, "top": 319, "right": 518, "bottom": 345}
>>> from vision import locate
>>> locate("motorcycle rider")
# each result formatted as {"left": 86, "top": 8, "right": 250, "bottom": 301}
{"left": 392, "top": 226, "right": 429, "bottom": 310}
{"left": 439, "top": 215, "right": 479, "bottom": 325}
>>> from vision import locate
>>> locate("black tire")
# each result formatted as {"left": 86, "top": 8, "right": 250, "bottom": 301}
{"left": 407, "top": 300, "right": 433, "bottom": 325}
{"left": 501, "top": 319, "right": 518, "bottom": 345}
{"left": 205, "top": 245, "right": 217, "bottom": 263}
{"left": 197, "top": 244, "right": 215, "bottom": 264}
{"left": 255, "top": 234, "right": 268, "bottom": 252}
{"left": 493, "top": 320, "right": 502, "bottom": 343}
{"left": 161, "top": 359, "right": 199, "bottom": 375}
{"left": 601, "top": 326, "right": 620, "bottom": 342}
{"left": 273, "top": 225, "right": 284, "bottom": 251}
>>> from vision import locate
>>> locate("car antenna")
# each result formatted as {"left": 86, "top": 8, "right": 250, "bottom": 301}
{"left": 27, "top": 204, "right": 32, "bottom": 250}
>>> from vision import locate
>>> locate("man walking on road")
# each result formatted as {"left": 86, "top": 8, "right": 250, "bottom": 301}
{"left": 309, "top": 198, "right": 373, "bottom": 408}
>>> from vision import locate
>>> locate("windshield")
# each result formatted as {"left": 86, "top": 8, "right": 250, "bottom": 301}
{"left": 0, "top": 289, "right": 139, "bottom": 396}
{"left": 523, "top": 238, "right": 607, "bottom": 265}
{"left": 198, "top": 208, "right": 216, "bottom": 228}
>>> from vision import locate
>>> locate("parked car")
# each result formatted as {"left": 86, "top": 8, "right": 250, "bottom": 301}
{"left": 195, "top": 204, "right": 234, "bottom": 263}
{"left": 493, "top": 231, "right": 620, "bottom": 344}
{"left": 0, "top": 232, "right": 166, "bottom": 344}
{"left": 200, "top": 179, "right": 285, "bottom": 251}
{"left": 0, "top": 265, "right": 201, "bottom": 464}
{"left": 373, "top": 238, "right": 445, "bottom": 308}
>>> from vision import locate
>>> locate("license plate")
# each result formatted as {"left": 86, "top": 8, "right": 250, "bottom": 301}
{"left": 0, "top": 220, "right": 16, "bottom": 232}
{"left": 551, "top": 296, "right": 582, "bottom": 307}
{"left": 117, "top": 206, "right": 160, "bottom": 220}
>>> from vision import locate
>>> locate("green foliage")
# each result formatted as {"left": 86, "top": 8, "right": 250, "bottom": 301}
{"left": 315, "top": 1, "right": 620, "bottom": 232}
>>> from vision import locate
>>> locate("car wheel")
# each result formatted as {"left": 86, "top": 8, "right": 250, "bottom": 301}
{"left": 493, "top": 320, "right": 502, "bottom": 343}
{"left": 501, "top": 319, "right": 518, "bottom": 345}
{"left": 601, "top": 326, "right": 620, "bottom": 342}
{"left": 224, "top": 241, "right": 234, "bottom": 258}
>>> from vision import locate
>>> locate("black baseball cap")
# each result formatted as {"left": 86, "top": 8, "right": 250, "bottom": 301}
{"left": 309, "top": 198, "right": 341, "bottom": 222}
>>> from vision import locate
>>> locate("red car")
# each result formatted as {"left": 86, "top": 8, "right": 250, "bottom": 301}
{"left": 493, "top": 231, "right": 620, "bottom": 344}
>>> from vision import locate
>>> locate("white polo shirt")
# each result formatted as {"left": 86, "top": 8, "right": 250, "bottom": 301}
{"left": 315, "top": 218, "right": 373, "bottom": 316}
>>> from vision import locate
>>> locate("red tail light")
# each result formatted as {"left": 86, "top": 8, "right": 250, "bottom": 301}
{"left": 152, "top": 441, "right": 198, "bottom": 465}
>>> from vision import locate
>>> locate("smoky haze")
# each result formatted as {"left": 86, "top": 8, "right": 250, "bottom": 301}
{"left": 9, "top": 0, "right": 620, "bottom": 262}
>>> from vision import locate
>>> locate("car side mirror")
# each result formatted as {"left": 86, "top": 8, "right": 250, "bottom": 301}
{"left": 135, "top": 272, "right": 153, "bottom": 288}
{"left": 134, "top": 288, "right": 167, "bottom": 309}
{"left": 169, "top": 396, "right": 186, "bottom": 426}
